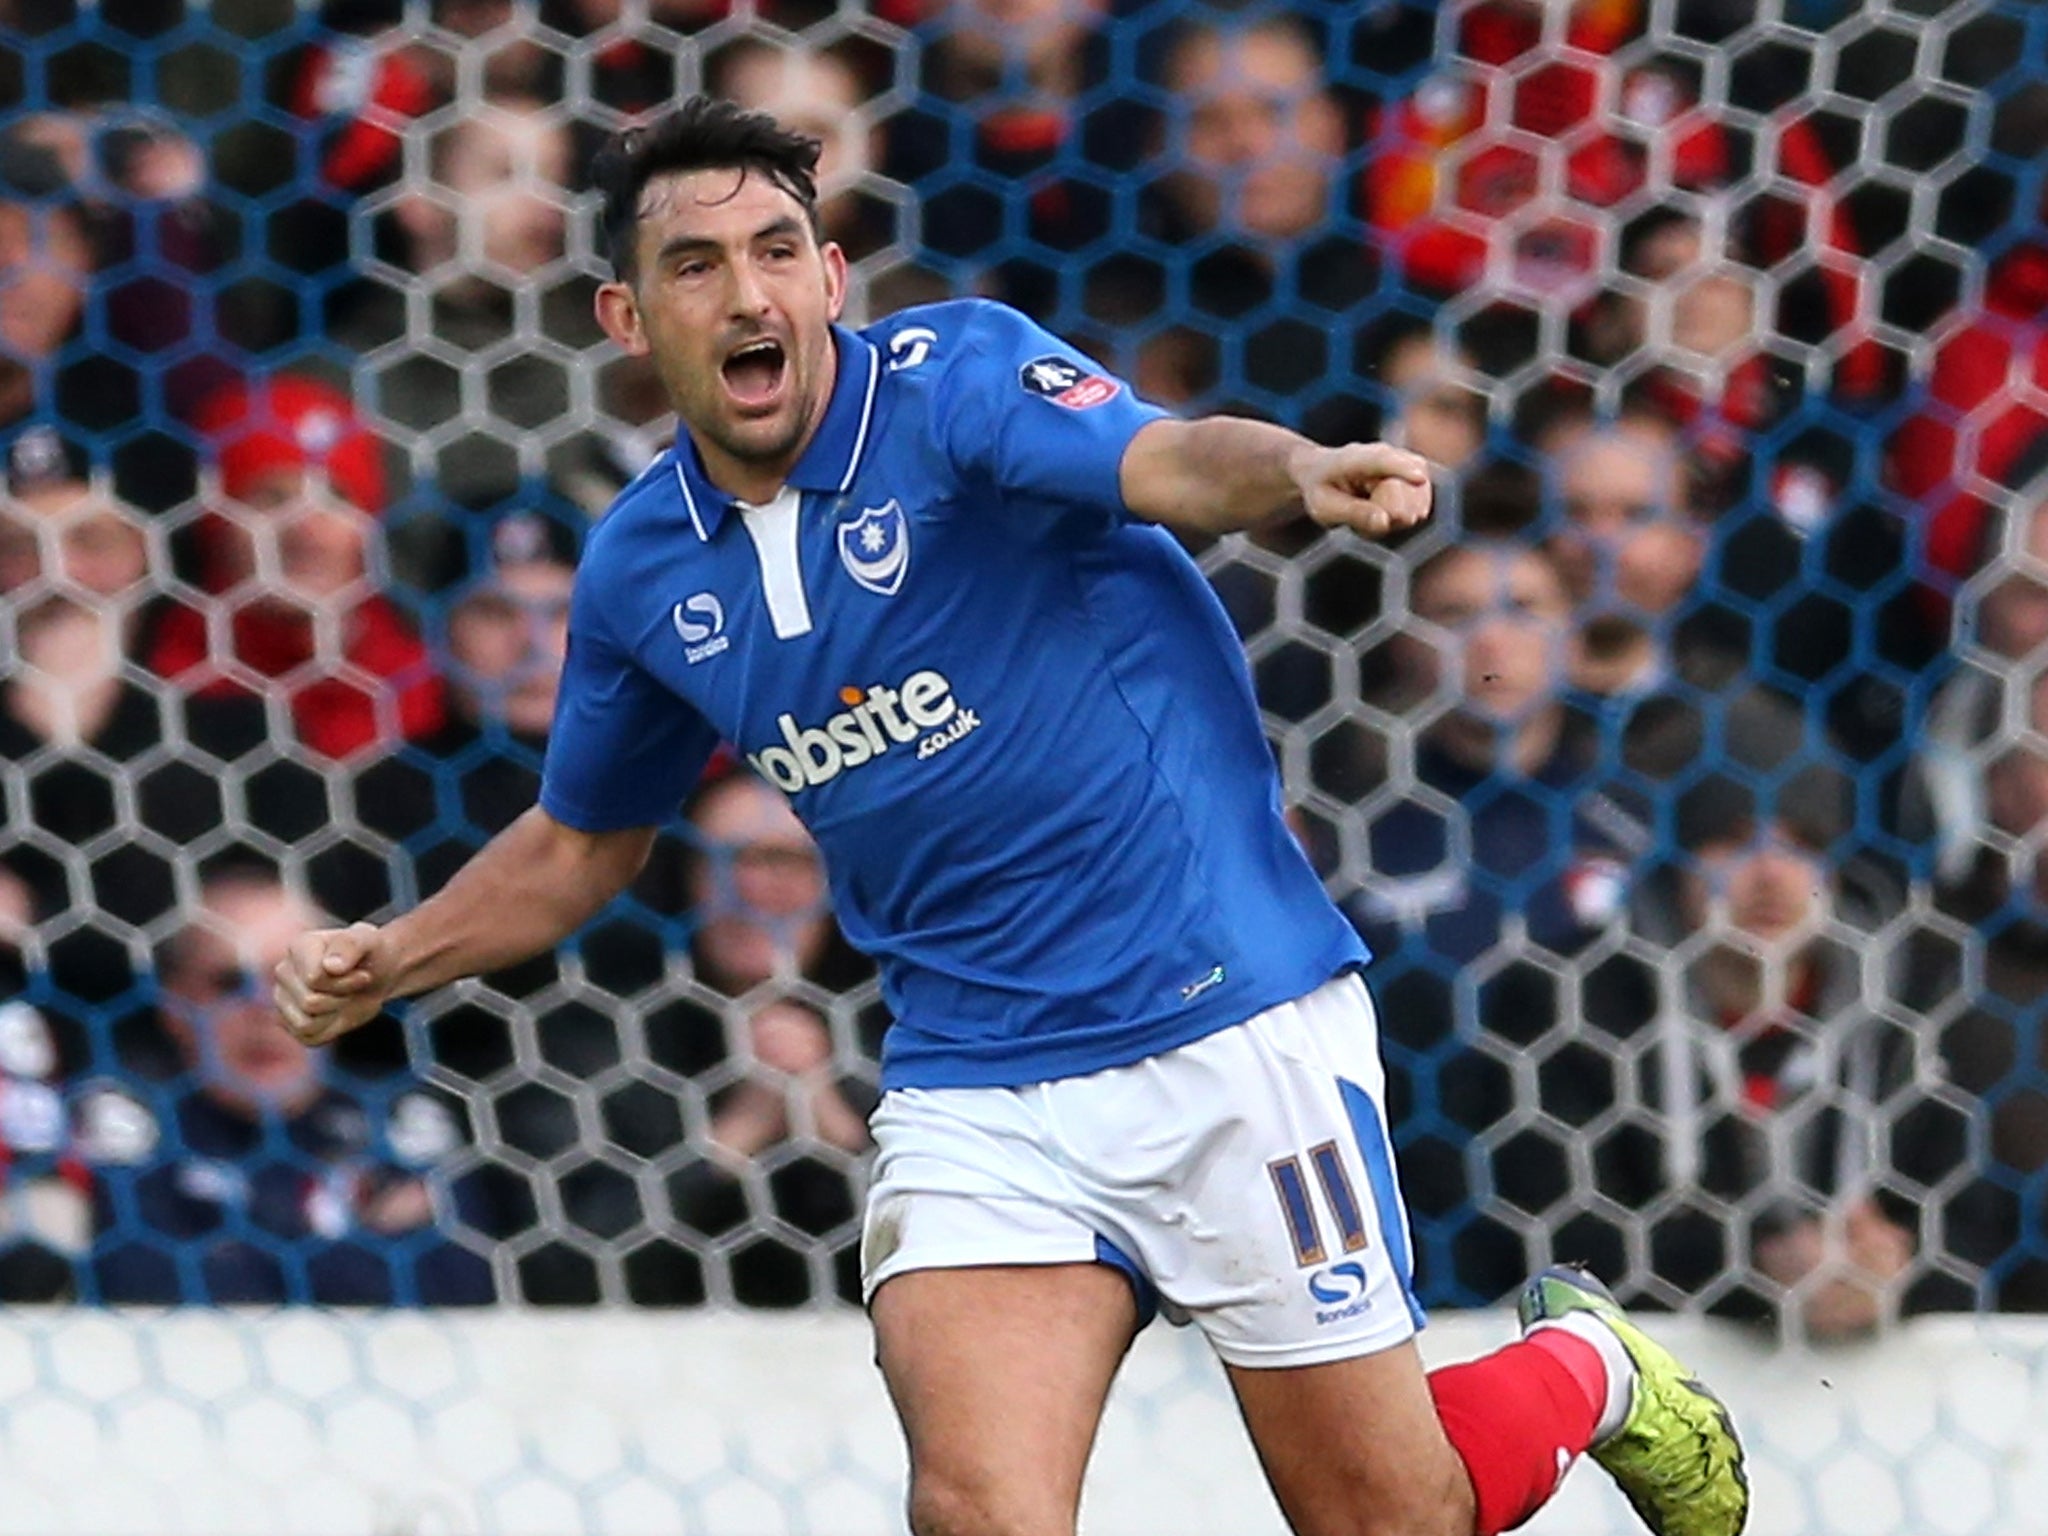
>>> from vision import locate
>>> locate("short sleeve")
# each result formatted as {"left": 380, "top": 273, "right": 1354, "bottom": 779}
{"left": 539, "top": 580, "right": 719, "bottom": 832}
{"left": 932, "top": 302, "right": 1170, "bottom": 531}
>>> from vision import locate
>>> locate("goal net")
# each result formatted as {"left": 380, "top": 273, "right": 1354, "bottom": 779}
{"left": 0, "top": 0, "right": 2042, "bottom": 1530}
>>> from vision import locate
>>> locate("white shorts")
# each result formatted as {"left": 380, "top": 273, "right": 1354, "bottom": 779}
{"left": 860, "top": 973, "right": 1424, "bottom": 1369}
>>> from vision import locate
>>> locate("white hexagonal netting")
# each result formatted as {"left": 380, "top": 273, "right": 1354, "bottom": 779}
{"left": 0, "top": 0, "right": 2044, "bottom": 1530}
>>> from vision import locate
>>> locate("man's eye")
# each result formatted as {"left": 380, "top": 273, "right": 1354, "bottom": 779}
{"left": 766, "top": 245, "right": 797, "bottom": 262}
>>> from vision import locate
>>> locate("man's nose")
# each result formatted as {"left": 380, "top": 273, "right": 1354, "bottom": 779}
{"left": 1228, "top": 101, "right": 1287, "bottom": 164}
{"left": 1468, "top": 615, "right": 1520, "bottom": 658}
{"left": 1759, "top": 845, "right": 1815, "bottom": 883}
{"left": 727, "top": 258, "right": 772, "bottom": 318}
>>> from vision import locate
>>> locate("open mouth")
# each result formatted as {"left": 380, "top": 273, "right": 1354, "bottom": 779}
{"left": 721, "top": 337, "right": 788, "bottom": 411}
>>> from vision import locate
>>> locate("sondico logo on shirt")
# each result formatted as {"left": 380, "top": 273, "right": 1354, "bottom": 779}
{"left": 672, "top": 592, "right": 728, "bottom": 665}
{"left": 747, "top": 669, "right": 981, "bottom": 792}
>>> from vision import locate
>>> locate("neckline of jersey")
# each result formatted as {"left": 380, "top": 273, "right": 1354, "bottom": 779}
{"left": 671, "top": 325, "right": 881, "bottom": 541}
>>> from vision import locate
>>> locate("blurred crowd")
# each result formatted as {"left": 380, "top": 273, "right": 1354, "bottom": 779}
{"left": 0, "top": 0, "right": 2042, "bottom": 1340}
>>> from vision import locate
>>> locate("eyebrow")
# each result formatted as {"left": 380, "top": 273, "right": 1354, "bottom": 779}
{"left": 652, "top": 216, "right": 807, "bottom": 269}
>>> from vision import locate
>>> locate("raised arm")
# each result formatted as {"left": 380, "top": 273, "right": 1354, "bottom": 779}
{"left": 273, "top": 806, "right": 656, "bottom": 1046}
{"left": 1118, "top": 416, "right": 1433, "bottom": 539}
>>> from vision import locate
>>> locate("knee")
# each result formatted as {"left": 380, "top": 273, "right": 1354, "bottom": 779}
{"left": 907, "top": 1474, "right": 1073, "bottom": 1536}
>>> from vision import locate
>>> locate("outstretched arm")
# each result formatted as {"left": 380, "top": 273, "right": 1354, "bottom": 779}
{"left": 273, "top": 806, "right": 656, "bottom": 1046}
{"left": 1118, "top": 416, "right": 1433, "bottom": 539}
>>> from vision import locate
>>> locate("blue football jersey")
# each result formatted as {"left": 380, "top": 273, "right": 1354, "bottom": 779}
{"left": 542, "top": 299, "right": 1369, "bottom": 1089}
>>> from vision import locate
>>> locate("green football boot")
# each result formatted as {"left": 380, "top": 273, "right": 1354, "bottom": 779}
{"left": 1518, "top": 1265, "right": 1750, "bottom": 1536}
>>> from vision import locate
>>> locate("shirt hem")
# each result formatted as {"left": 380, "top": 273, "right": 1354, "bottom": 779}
{"left": 877, "top": 943, "right": 1369, "bottom": 1092}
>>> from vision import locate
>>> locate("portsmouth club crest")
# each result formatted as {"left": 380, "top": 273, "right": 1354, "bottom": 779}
{"left": 838, "top": 499, "right": 910, "bottom": 596}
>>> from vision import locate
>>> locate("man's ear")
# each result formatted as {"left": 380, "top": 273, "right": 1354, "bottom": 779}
{"left": 821, "top": 241, "right": 849, "bottom": 325}
{"left": 595, "top": 280, "right": 649, "bottom": 355}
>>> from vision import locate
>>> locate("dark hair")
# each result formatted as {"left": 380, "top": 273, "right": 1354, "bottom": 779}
{"left": 1618, "top": 201, "right": 1756, "bottom": 276}
{"left": 591, "top": 95, "right": 823, "bottom": 285}
{"left": 1674, "top": 763, "right": 1850, "bottom": 856}
{"left": 1162, "top": 5, "right": 1328, "bottom": 86}
{"left": 1410, "top": 531, "right": 1566, "bottom": 599}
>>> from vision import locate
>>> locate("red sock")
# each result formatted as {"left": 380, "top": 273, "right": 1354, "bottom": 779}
{"left": 1429, "top": 1339, "right": 1603, "bottom": 1535}
{"left": 1524, "top": 1327, "right": 1610, "bottom": 1423}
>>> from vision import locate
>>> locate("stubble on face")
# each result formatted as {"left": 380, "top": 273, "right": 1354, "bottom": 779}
{"left": 621, "top": 169, "right": 844, "bottom": 498}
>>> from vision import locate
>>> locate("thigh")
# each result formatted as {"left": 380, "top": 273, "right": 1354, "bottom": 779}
{"left": 1228, "top": 1339, "right": 1475, "bottom": 1536}
{"left": 872, "top": 1263, "right": 1139, "bottom": 1536}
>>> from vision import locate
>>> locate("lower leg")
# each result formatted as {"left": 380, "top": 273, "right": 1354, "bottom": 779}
{"left": 1428, "top": 1333, "right": 1614, "bottom": 1535}
{"left": 1229, "top": 1343, "right": 1478, "bottom": 1536}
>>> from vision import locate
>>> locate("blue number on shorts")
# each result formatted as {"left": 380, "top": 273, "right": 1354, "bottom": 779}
{"left": 1267, "top": 1156, "right": 1325, "bottom": 1266}
{"left": 1308, "top": 1140, "right": 1369, "bottom": 1254}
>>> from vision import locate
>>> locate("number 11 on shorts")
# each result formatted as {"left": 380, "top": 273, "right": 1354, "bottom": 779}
{"left": 1267, "top": 1140, "right": 1370, "bottom": 1268}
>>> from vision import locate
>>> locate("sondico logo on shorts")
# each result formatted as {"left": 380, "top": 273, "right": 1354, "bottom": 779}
{"left": 1308, "top": 1260, "right": 1373, "bottom": 1325}
{"left": 747, "top": 669, "right": 981, "bottom": 792}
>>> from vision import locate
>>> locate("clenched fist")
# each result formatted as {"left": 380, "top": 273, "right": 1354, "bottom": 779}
{"left": 273, "top": 921, "right": 395, "bottom": 1046}
{"left": 1292, "top": 442, "right": 1434, "bottom": 540}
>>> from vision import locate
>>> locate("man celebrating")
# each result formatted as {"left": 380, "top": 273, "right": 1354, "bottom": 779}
{"left": 276, "top": 98, "right": 1746, "bottom": 1536}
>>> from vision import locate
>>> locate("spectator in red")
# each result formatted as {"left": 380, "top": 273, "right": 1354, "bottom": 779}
{"left": 146, "top": 377, "right": 445, "bottom": 761}
{"left": 1581, "top": 208, "right": 1790, "bottom": 485}
{"left": 1889, "top": 236, "right": 2048, "bottom": 607}
{"left": 289, "top": 0, "right": 912, "bottom": 186}
{"left": 1578, "top": 773, "right": 2001, "bottom": 1337}
{"left": 288, "top": 5, "right": 441, "bottom": 198}
{"left": 1367, "top": 0, "right": 1873, "bottom": 394}
{"left": 1551, "top": 253, "right": 1930, "bottom": 761}
{"left": 1367, "top": 0, "right": 1722, "bottom": 304}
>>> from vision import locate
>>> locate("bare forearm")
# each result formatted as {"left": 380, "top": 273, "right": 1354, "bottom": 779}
{"left": 1120, "top": 416, "right": 1318, "bottom": 535}
{"left": 380, "top": 807, "right": 654, "bottom": 998}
